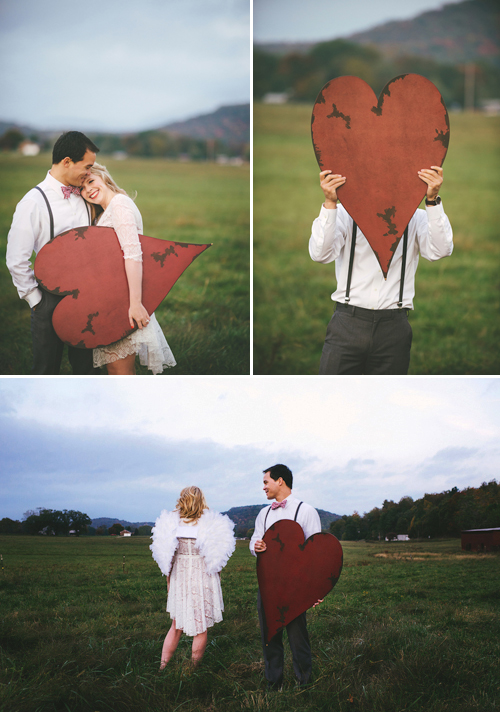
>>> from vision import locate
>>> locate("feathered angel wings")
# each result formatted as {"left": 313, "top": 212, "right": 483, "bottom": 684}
{"left": 150, "top": 509, "right": 236, "bottom": 576}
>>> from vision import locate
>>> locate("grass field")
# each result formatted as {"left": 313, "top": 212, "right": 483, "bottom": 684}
{"left": 1, "top": 535, "right": 498, "bottom": 712}
{"left": 0, "top": 154, "right": 249, "bottom": 375}
{"left": 253, "top": 105, "right": 500, "bottom": 375}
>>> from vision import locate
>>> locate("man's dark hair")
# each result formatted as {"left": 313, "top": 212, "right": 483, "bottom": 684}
{"left": 263, "top": 464, "right": 293, "bottom": 489}
{"left": 52, "top": 131, "right": 99, "bottom": 164}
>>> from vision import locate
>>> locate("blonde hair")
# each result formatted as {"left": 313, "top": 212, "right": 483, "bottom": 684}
{"left": 175, "top": 486, "right": 208, "bottom": 522}
{"left": 85, "top": 162, "right": 129, "bottom": 223}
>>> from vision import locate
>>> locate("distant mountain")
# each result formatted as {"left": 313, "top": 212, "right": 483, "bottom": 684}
{"left": 91, "top": 517, "right": 154, "bottom": 531}
{"left": 347, "top": 0, "right": 499, "bottom": 68}
{"left": 222, "top": 505, "right": 341, "bottom": 536}
{"left": 256, "top": 0, "right": 499, "bottom": 68}
{"left": 160, "top": 104, "right": 250, "bottom": 145}
{"left": 91, "top": 504, "right": 340, "bottom": 536}
{"left": 0, "top": 104, "right": 250, "bottom": 147}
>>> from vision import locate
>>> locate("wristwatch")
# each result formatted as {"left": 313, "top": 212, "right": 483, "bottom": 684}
{"left": 425, "top": 196, "right": 441, "bottom": 206}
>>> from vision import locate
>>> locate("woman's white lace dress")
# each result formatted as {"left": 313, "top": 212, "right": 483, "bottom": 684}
{"left": 93, "top": 193, "right": 176, "bottom": 374}
{"left": 167, "top": 534, "right": 224, "bottom": 636}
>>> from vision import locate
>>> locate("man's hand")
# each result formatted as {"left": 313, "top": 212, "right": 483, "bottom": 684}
{"left": 320, "top": 170, "right": 346, "bottom": 209}
{"left": 312, "top": 598, "right": 324, "bottom": 608}
{"left": 418, "top": 165, "right": 443, "bottom": 201}
{"left": 254, "top": 539, "right": 267, "bottom": 553}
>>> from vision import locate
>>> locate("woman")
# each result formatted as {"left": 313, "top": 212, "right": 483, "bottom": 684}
{"left": 150, "top": 486, "right": 235, "bottom": 668}
{"left": 80, "top": 164, "right": 176, "bottom": 375}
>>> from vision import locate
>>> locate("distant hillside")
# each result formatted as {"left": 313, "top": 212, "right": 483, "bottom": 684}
{"left": 0, "top": 104, "right": 250, "bottom": 156}
{"left": 256, "top": 0, "right": 499, "bottom": 68}
{"left": 161, "top": 104, "right": 250, "bottom": 145}
{"left": 348, "top": 0, "right": 499, "bottom": 68}
{"left": 223, "top": 505, "right": 341, "bottom": 536}
{"left": 91, "top": 517, "right": 154, "bottom": 531}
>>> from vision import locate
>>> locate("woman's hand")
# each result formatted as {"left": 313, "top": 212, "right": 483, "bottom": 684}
{"left": 129, "top": 302, "right": 150, "bottom": 330}
{"left": 254, "top": 539, "right": 267, "bottom": 552}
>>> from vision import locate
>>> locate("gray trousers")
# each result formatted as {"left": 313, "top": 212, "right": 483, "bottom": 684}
{"left": 257, "top": 591, "right": 312, "bottom": 688}
{"left": 319, "top": 302, "right": 412, "bottom": 375}
{"left": 30, "top": 291, "right": 97, "bottom": 375}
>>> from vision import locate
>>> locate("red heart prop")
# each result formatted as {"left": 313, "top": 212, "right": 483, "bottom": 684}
{"left": 257, "top": 520, "right": 343, "bottom": 642}
{"left": 34, "top": 226, "right": 211, "bottom": 348}
{"left": 311, "top": 74, "right": 449, "bottom": 277}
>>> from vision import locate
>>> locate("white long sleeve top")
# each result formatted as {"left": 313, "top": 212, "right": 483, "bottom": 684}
{"left": 249, "top": 495, "right": 321, "bottom": 557}
{"left": 6, "top": 171, "right": 91, "bottom": 307}
{"left": 309, "top": 202, "right": 453, "bottom": 310}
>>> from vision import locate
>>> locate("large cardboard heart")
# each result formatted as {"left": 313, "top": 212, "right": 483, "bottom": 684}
{"left": 34, "top": 226, "right": 211, "bottom": 348}
{"left": 257, "top": 520, "right": 343, "bottom": 642}
{"left": 311, "top": 74, "right": 449, "bottom": 276}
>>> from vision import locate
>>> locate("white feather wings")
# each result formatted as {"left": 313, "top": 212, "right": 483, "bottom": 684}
{"left": 150, "top": 509, "right": 236, "bottom": 576}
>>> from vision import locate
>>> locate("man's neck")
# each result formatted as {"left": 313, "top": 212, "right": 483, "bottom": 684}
{"left": 49, "top": 164, "right": 71, "bottom": 187}
{"left": 275, "top": 489, "right": 292, "bottom": 503}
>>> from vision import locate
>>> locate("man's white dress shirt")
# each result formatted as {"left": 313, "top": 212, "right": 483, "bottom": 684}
{"left": 309, "top": 202, "right": 453, "bottom": 310}
{"left": 6, "top": 171, "right": 90, "bottom": 307}
{"left": 250, "top": 495, "right": 321, "bottom": 556}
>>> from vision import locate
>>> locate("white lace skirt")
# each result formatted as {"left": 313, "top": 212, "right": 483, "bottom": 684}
{"left": 167, "top": 538, "right": 224, "bottom": 636}
{"left": 93, "top": 312, "right": 176, "bottom": 375}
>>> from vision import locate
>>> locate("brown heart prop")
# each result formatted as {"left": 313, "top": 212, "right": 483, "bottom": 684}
{"left": 34, "top": 226, "right": 211, "bottom": 348}
{"left": 257, "top": 520, "right": 343, "bottom": 642}
{"left": 311, "top": 74, "right": 449, "bottom": 276}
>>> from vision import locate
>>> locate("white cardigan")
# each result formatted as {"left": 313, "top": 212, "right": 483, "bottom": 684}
{"left": 150, "top": 509, "right": 236, "bottom": 577}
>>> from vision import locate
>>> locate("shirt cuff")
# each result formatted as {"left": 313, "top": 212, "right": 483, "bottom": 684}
{"left": 25, "top": 288, "right": 43, "bottom": 309}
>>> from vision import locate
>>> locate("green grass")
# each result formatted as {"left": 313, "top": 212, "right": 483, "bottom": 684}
{"left": 253, "top": 105, "right": 500, "bottom": 374}
{"left": 1, "top": 535, "right": 498, "bottom": 711}
{"left": 0, "top": 154, "right": 250, "bottom": 374}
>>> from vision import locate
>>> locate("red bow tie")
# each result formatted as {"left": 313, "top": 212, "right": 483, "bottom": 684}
{"left": 62, "top": 185, "right": 81, "bottom": 199}
{"left": 271, "top": 500, "right": 287, "bottom": 510}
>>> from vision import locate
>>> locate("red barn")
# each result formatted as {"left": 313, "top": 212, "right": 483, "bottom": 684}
{"left": 461, "top": 528, "right": 500, "bottom": 552}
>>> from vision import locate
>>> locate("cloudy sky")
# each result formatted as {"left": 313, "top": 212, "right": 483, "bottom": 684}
{"left": 254, "top": 0, "right": 458, "bottom": 43}
{"left": 1, "top": 377, "right": 498, "bottom": 524}
{"left": 0, "top": 0, "right": 249, "bottom": 132}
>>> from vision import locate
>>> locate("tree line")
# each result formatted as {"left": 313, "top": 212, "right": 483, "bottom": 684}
{"left": 0, "top": 127, "right": 248, "bottom": 161}
{"left": 330, "top": 480, "right": 499, "bottom": 541}
{"left": 0, "top": 508, "right": 152, "bottom": 537}
{"left": 254, "top": 39, "right": 500, "bottom": 110}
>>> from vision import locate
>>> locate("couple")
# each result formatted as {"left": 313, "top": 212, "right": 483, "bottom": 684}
{"left": 151, "top": 465, "right": 321, "bottom": 689}
{"left": 6, "top": 131, "right": 176, "bottom": 375}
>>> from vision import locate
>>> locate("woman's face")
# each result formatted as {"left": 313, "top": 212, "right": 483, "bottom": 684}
{"left": 81, "top": 174, "right": 113, "bottom": 207}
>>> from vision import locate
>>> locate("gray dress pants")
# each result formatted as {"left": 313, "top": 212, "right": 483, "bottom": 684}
{"left": 30, "top": 291, "right": 97, "bottom": 375}
{"left": 319, "top": 302, "right": 412, "bottom": 375}
{"left": 257, "top": 591, "right": 312, "bottom": 688}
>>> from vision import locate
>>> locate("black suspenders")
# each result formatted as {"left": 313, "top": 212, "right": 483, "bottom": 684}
{"left": 263, "top": 501, "right": 303, "bottom": 532}
{"left": 34, "top": 185, "right": 91, "bottom": 242}
{"left": 34, "top": 186, "right": 54, "bottom": 241}
{"left": 344, "top": 221, "right": 409, "bottom": 308}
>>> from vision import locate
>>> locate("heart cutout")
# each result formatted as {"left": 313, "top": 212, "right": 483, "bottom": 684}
{"left": 257, "top": 520, "right": 343, "bottom": 642}
{"left": 311, "top": 74, "right": 449, "bottom": 276}
{"left": 34, "top": 226, "right": 211, "bottom": 348}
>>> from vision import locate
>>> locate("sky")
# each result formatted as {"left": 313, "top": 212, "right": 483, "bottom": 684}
{"left": 1, "top": 377, "right": 498, "bottom": 524}
{"left": 0, "top": 0, "right": 250, "bottom": 133}
{"left": 254, "top": 0, "right": 459, "bottom": 43}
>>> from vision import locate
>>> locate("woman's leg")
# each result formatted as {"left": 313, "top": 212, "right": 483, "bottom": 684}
{"left": 106, "top": 353, "right": 136, "bottom": 375}
{"left": 160, "top": 620, "right": 183, "bottom": 669}
{"left": 191, "top": 631, "right": 208, "bottom": 665}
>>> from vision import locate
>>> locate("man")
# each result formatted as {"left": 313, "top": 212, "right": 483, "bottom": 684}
{"left": 250, "top": 464, "right": 321, "bottom": 689}
{"left": 6, "top": 131, "right": 100, "bottom": 374}
{"left": 309, "top": 166, "right": 453, "bottom": 374}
